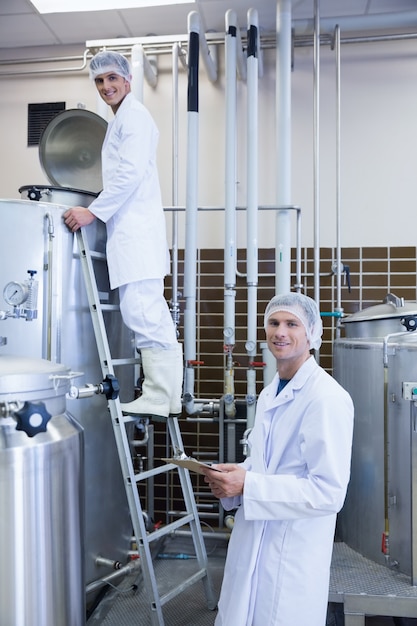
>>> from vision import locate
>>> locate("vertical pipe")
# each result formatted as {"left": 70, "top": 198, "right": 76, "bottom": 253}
{"left": 170, "top": 42, "right": 180, "bottom": 331}
{"left": 411, "top": 402, "right": 417, "bottom": 585}
{"left": 262, "top": 0, "right": 294, "bottom": 387}
{"left": 183, "top": 11, "right": 200, "bottom": 414}
{"left": 334, "top": 25, "right": 344, "bottom": 337}
{"left": 245, "top": 9, "right": 259, "bottom": 429}
{"left": 131, "top": 44, "right": 144, "bottom": 103}
{"left": 313, "top": 0, "right": 321, "bottom": 305}
{"left": 275, "top": 0, "right": 292, "bottom": 296}
{"left": 224, "top": 10, "right": 238, "bottom": 418}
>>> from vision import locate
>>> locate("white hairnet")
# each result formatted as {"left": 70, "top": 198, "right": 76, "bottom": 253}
{"left": 264, "top": 293, "right": 323, "bottom": 350}
{"left": 89, "top": 51, "right": 131, "bottom": 82}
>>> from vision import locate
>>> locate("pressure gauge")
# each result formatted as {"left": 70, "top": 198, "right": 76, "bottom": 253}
{"left": 3, "top": 281, "right": 29, "bottom": 306}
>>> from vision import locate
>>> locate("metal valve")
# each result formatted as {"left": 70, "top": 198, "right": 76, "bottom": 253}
{"left": 68, "top": 374, "right": 120, "bottom": 400}
{"left": 14, "top": 401, "right": 52, "bottom": 437}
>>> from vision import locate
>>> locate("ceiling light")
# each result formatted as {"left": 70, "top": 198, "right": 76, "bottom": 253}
{"left": 30, "top": 0, "right": 195, "bottom": 13}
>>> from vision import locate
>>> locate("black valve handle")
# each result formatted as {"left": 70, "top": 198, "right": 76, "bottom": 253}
{"left": 101, "top": 374, "right": 120, "bottom": 400}
{"left": 14, "top": 401, "right": 52, "bottom": 437}
{"left": 26, "top": 186, "right": 42, "bottom": 202}
{"left": 401, "top": 315, "right": 417, "bottom": 332}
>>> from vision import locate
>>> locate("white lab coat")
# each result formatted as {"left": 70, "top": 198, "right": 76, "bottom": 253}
{"left": 216, "top": 356, "right": 354, "bottom": 626}
{"left": 88, "top": 92, "right": 170, "bottom": 289}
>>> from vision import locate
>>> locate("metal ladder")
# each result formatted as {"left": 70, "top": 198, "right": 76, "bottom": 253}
{"left": 76, "top": 228, "right": 217, "bottom": 625}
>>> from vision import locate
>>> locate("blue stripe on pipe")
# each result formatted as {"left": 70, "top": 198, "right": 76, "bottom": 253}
{"left": 247, "top": 24, "right": 258, "bottom": 58}
{"left": 228, "top": 25, "right": 237, "bottom": 37}
{"left": 320, "top": 312, "right": 344, "bottom": 318}
{"left": 187, "top": 30, "right": 199, "bottom": 113}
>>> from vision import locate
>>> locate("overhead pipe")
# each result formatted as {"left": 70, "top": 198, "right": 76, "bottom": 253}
{"left": 292, "top": 11, "right": 417, "bottom": 37}
{"left": 2, "top": 21, "right": 417, "bottom": 78}
{"left": 223, "top": 9, "right": 238, "bottom": 419}
{"left": 245, "top": 8, "right": 259, "bottom": 430}
{"left": 183, "top": 11, "right": 203, "bottom": 415}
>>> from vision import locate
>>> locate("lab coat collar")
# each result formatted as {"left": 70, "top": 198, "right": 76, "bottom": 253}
{"left": 263, "top": 355, "right": 317, "bottom": 408}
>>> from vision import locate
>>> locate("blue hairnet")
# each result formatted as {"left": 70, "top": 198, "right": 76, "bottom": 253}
{"left": 89, "top": 51, "right": 131, "bottom": 82}
{"left": 264, "top": 293, "right": 323, "bottom": 350}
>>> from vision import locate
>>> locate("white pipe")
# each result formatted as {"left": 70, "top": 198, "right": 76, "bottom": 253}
{"left": 236, "top": 24, "right": 247, "bottom": 81}
{"left": 131, "top": 44, "right": 158, "bottom": 103}
{"left": 224, "top": 9, "right": 238, "bottom": 419}
{"left": 130, "top": 44, "right": 144, "bottom": 102}
{"left": 293, "top": 11, "right": 417, "bottom": 36}
{"left": 224, "top": 10, "right": 237, "bottom": 312}
{"left": 334, "top": 25, "right": 343, "bottom": 336}
{"left": 257, "top": 21, "right": 264, "bottom": 79}
{"left": 85, "top": 13, "right": 417, "bottom": 51}
{"left": 245, "top": 8, "right": 259, "bottom": 430}
{"left": 193, "top": 14, "right": 217, "bottom": 83}
{"left": 183, "top": 11, "right": 203, "bottom": 415}
{"left": 275, "top": 0, "right": 292, "bottom": 296}
{"left": 170, "top": 42, "right": 180, "bottom": 330}
{"left": 313, "top": 0, "right": 320, "bottom": 306}
{"left": 144, "top": 52, "right": 158, "bottom": 88}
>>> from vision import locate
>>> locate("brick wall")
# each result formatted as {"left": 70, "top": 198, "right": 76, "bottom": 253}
{"left": 141, "top": 246, "right": 417, "bottom": 528}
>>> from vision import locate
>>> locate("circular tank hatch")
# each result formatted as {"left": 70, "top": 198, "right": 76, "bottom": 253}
{"left": 39, "top": 108, "right": 107, "bottom": 194}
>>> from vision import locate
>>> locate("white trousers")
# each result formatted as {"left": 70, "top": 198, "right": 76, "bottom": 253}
{"left": 119, "top": 279, "right": 177, "bottom": 349}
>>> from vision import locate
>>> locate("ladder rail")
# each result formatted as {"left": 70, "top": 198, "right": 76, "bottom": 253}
{"left": 76, "top": 227, "right": 217, "bottom": 625}
{"left": 77, "top": 229, "right": 166, "bottom": 624}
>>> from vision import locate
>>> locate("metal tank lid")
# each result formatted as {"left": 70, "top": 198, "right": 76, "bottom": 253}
{"left": 0, "top": 355, "right": 70, "bottom": 394}
{"left": 343, "top": 293, "right": 417, "bottom": 324}
{"left": 39, "top": 108, "right": 107, "bottom": 194}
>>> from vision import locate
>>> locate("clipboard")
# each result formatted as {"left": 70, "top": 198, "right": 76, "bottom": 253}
{"left": 162, "top": 458, "right": 223, "bottom": 474}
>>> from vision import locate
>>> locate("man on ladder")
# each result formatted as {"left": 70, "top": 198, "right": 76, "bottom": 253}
{"left": 64, "top": 50, "right": 183, "bottom": 420}
{"left": 64, "top": 50, "right": 216, "bottom": 626}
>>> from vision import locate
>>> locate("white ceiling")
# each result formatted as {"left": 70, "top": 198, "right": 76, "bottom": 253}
{"left": 1, "top": 0, "right": 417, "bottom": 52}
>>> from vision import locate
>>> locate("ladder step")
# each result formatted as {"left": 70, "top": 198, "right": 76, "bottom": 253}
{"left": 159, "top": 569, "right": 208, "bottom": 607}
{"left": 100, "top": 303, "right": 121, "bottom": 312}
{"left": 134, "top": 464, "right": 176, "bottom": 482}
{"left": 145, "top": 514, "right": 195, "bottom": 544}
{"left": 89, "top": 250, "right": 107, "bottom": 261}
{"left": 112, "top": 357, "right": 141, "bottom": 367}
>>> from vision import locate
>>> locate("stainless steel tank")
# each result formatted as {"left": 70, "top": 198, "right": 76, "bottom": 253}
{"left": 334, "top": 294, "right": 417, "bottom": 580}
{"left": 0, "top": 355, "right": 84, "bottom": 626}
{"left": 3, "top": 108, "right": 133, "bottom": 610}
